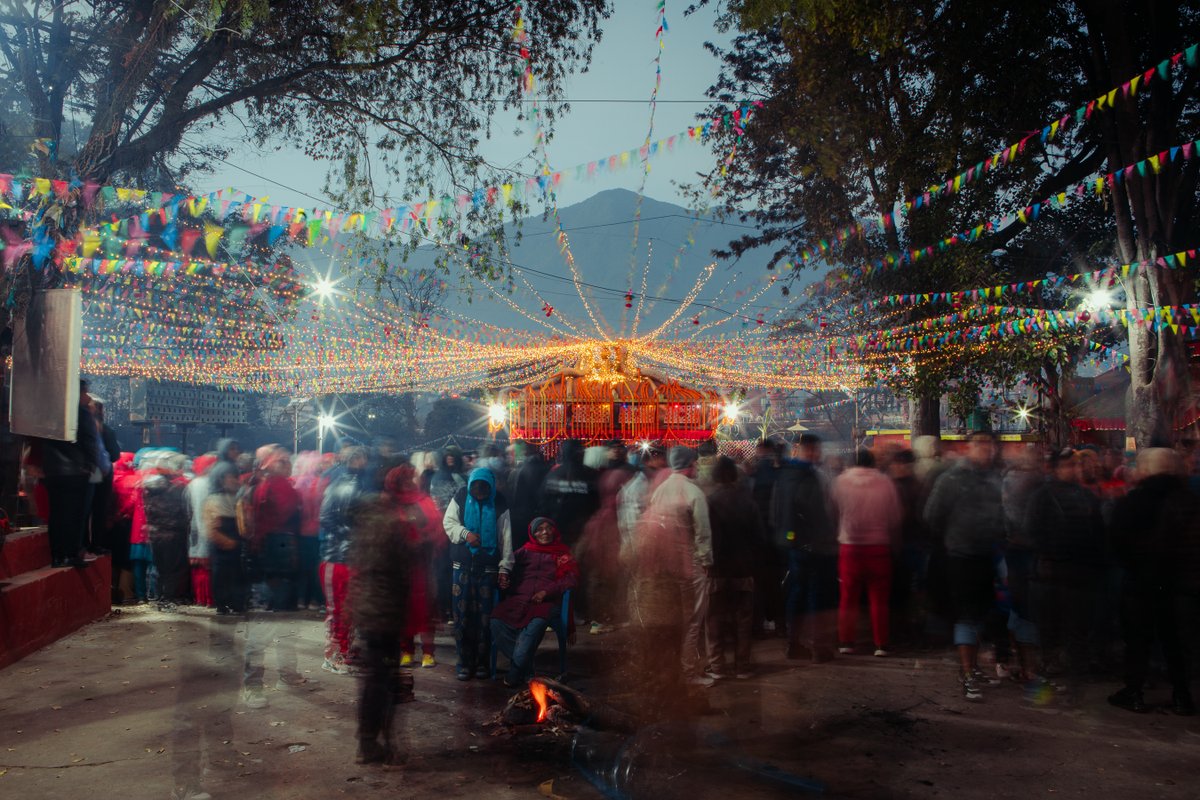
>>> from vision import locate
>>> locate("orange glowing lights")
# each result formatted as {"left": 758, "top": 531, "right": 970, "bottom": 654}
{"left": 530, "top": 680, "right": 549, "bottom": 723}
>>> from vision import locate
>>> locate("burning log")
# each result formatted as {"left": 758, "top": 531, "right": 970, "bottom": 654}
{"left": 532, "top": 677, "right": 637, "bottom": 733}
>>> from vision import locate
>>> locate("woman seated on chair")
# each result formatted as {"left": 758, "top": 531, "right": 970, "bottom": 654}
{"left": 491, "top": 517, "right": 579, "bottom": 687}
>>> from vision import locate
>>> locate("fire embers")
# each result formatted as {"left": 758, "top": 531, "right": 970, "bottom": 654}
{"left": 498, "top": 679, "right": 579, "bottom": 731}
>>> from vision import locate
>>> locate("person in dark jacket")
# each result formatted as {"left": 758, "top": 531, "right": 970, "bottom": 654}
{"left": 509, "top": 445, "right": 550, "bottom": 552}
{"left": 350, "top": 492, "right": 418, "bottom": 764}
{"left": 204, "top": 462, "right": 246, "bottom": 614}
{"left": 87, "top": 396, "right": 121, "bottom": 556}
{"left": 538, "top": 439, "right": 599, "bottom": 550}
{"left": 770, "top": 434, "right": 837, "bottom": 662}
{"left": 745, "top": 439, "right": 781, "bottom": 636}
{"left": 1025, "top": 449, "right": 1106, "bottom": 693}
{"left": 443, "top": 467, "right": 514, "bottom": 680}
{"left": 36, "top": 380, "right": 102, "bottom": 568}
{"left": 924, "top": 431, "right": 1006, "bottom": 702}
{"left": 319, "top": 446, "right": 370, "bottom": 674}
{"left": 429, "top": 445, "right": 466, "bottom": 514}
{"left": 491, "top": 517, "right": 579, "bottom": 686}
{"left": 1108, "top": 448, "right": 1198, "bottom": 715}
{"left": 706, "top": 456, "right": 764, "bottom": 678}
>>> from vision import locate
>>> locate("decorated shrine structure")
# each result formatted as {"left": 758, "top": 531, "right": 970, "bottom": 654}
{"left": 494, "top": 345, "right": 723, "bottom": 444}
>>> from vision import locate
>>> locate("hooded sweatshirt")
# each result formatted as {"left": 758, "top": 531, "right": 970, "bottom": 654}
{"left": 443, "top": 467, "right": 514, "bottom": 572}
{"left": 538, "top": 439, "right": 599, "bottom": 547}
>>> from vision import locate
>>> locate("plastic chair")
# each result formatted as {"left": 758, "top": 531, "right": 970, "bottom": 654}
{"left": 490, "top": 588, "right": 571, "bottom": 680}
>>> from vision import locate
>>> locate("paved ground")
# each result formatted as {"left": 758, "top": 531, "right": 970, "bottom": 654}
{"left": 1, "top": 606, "right": 1197, "bottom": 799}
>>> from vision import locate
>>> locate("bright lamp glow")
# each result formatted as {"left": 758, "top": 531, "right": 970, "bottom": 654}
{"left": 487, "top": 403, "right": 506, "bottom": 427}
{"left": 313, "top": 278, "right": 335, "bottom": 300}
{"left": 1082, "top": 287, "right": 1114, "bottom": 312}
{"left": 721, "top": 402, "right": 741, "bottom": 423}
{"left": 317, "top": 412, "right": 336, "bottom": 429}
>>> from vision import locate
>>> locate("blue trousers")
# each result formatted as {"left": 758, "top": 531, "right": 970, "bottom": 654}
{"left": 490, "top": 617, "right": 550, "bottom": 683}
{"left": 783, "top": 548, "right": 838, "bottom": 652}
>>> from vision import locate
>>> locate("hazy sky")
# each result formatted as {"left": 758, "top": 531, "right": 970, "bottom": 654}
{"left": 197, "top": 2, "right": 735, "bottom": 213}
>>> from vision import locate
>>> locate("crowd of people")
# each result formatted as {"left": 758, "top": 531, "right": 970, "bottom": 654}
{"left": 21, "top": 399, "right": 1200, "bottom": 766}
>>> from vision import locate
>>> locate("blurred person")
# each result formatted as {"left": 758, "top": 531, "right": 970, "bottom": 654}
{"left": 924, "top": 431, "right": 1006, "bottom": 701}
{"left": 912, "top": 435, "right": 948, "bottom": 491}
{"left": 351, "top": 490, "right": 419, "bottom": 764}
{"left": 607, "top": 439, "right": 636, "bottom": 476}
{"left": 832, "top": 448, "right": 902, "bottom": 656}
{"left": 695, "top": 439, "right": 720, "bottom": 492}
{"left": 1000, "top": 444, "right": 1045, "bottom": 681}
{"left": 415, "top": 451, "right": 437, "bottom": 495}
{"left": 293, "top": 451, "right": 330, "bottom": 611}
{"left": 319, "top": 446, "right": 370, "bottom": 674}
{"left": 87, "top": 396, "right": 121, "bottom": 555}
{"left": 630, "top": 446, "right": 714, "bottom": 687}
{"left": 185, "top": 453, "right": 219, "bottom": 608}
{"left": 577, "top": 442, "right": 636, "bottom": 634}
{"left": 705, "top": 456, "right": 763, "bottom": 679}
{"left": 215, "top": 437, "right": 241, "bottom": 466}
{"left": 252, "top": 446, "right": 302, "bottom": 611}
{"left": 617, "top": 442, "right": 669, "bottom": 562}
{"left": 745, "top": 438, "right": 782, "bottom": 636}
{"left": 1025, "top": 449, "right": 1106, "bottom": 698}
{"left": 480, "top": 442, "right": 510, "bottom": 495}
{"left": 443, "top": 467, "right": 514, "bottom": 680}
{"left": 384, "top": 464, "right": 445, "bottom": 669}
{"left": 143, "top": 452, "right": 191, "bottom": 608}
{"left": 1077, "top": 448, "right": 1103, "bottom": 495}
{"left": 583, "top": 444, "right": 609, "bottom": 471}
{"left": 1108, "top": 448, "right": 1198, "bottom": 716}
{"left": 492, "top": 517, "right": 579, "bottom": 686}
{"left": 205, "top": 462, "right": 246, "bottom": 614}
{"left": 539, "top": 439, "right": 600, "bottom": 550}
{"left": 888, "top": 449, "right": 933, "bottom": 645}
{"left": 429, "top": 445, "right": 466, "bottom": 622}
{"left": 109, "top": 452, "right": 138, "bottom": 603}
{"left": 770, "top": 434, "right": 838, "bottom": 662}
{"left": 509, "top": 444, "right": 550, "bottom": 552}
{"left": 29, "top": 379, "right": 102, "bottom": 568}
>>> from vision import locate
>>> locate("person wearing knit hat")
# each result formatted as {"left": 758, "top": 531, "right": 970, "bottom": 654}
{"left": 668, "top": 445, "right": 698, "bottom": 472}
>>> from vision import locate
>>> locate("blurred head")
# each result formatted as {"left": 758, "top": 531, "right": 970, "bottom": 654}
{"left": 966, "top": 431, "right": 997, "bottom": 469}
{"left": 216, "top": 438, "right": 241, "bottom": 463}
{"left": 668, "top": 446, "right": 698, "bottom": 475}
{"left": 1049, "top": 448, "right": 1081, "bottom": 483}
{"left": 343, "top": 445, "right": 369, "bottom": 472}
{"left": 384, "top": 464, "right": 417, "bottom": 497}
{"left": 643, "top": 443, "right": 667, "bottom": 470}
{"left": 208, "top": 461, "right": 240, "bottom": 494}
{"left": 79, "top": 379, "right": 91, "bottom": 408}
{"left": 1136, "top": 448, "right": 1180, "bottom": 480}
{"left": 607, "top": 439, "right": 627, "bottom": 465}
{"left": 888, "top": 449, "right": 915, "bottom": 479}
{"left": 88, "top": 397, "right": 105, "bottom": 422}
{"left": 797, "top": 433, "right": 822, "bottom": 465}
{"left": 713, "top": 455, "right": 739, "bottom": 485}
{"left": 912, "top": 435, "right": 941, "bottom": 461}
{"left": 261, "top": 446, "right": 292, "bottom": 477}
{"left": 854, "top": 448, "right": 876, "bottom": 469}
{"left": 1077, "top": 449, "right": 1101, "bottom": 483}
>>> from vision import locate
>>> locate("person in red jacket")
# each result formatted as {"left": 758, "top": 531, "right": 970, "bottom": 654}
{"left": 384, "top": 464, "right": 446, "bottom": 669}
{"left": 252, "top": 445, "right": 303, "bottom": 610}
{"left": 293, "top": 451, "right": 329, "bottom": 612}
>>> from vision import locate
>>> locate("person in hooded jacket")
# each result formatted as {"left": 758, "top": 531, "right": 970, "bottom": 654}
{"left": 320, "top": 446, "right": 371, "bottom": 675}
{"left": 205, "top": 461, "right": 246, "bottom": 614}
{"left": 252, "top": 446, "right": 303, "bottom": 611}
{"left": 443, "top": 467, "right": 514, "bottom": 680}
{"left": 538, "top": 439, "right": 599, "bottom": 550}
{"left": 491, "top": 517, "right": 579, "bottom": 686}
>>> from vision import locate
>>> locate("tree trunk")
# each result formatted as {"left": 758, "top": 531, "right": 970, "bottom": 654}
{"left": 912, "top": 392, "right": 941, "bottom": 437}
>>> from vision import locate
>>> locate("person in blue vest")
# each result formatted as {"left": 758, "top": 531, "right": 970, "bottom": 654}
{"left": 443, "top": 467, "right": 514, "bottom": 680}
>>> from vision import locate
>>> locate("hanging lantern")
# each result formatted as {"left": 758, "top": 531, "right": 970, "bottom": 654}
{"left": 624, "top": 292, "right": 633, "bottom": 308}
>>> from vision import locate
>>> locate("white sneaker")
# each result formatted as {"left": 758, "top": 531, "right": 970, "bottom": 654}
{"left": 322, "top": 656, "right": 351, "bottom": 675}
{"left": 838, "top": 645, "right": 854, "bottom": 655}
{"left": 687, "top": 675, "right": 716, "bottom": 688}
{"left": 762, "top": 620, "right": 776, "bottom": 632}
{"left": 873, "top": 648, "right": 889, "bottom": 658}
{"left": 240, "top": 687, "right": 268, "bottom": 709}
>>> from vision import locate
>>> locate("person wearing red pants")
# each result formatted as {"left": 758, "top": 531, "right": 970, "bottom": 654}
{"left": 832, "top": 449, "right": 902, "bottom": 657}
{"left": 319, "top": 447, "right": 370, "bottom": 674}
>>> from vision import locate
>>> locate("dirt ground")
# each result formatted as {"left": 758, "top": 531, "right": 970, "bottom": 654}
{"left": 1, "top": 606, "right": 1197, "bottom": 800}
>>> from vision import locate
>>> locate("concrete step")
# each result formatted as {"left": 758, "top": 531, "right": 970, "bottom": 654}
{"left": 0, "top": 527, "right": 51, "bottom": 579}
{"left": 0, "top": 555, "right": 112, "bottom": 669}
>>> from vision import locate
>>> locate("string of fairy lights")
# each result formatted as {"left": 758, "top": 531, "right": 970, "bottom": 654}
{"left": 59, "top": 28, "right": 1200, "bottom": 405}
